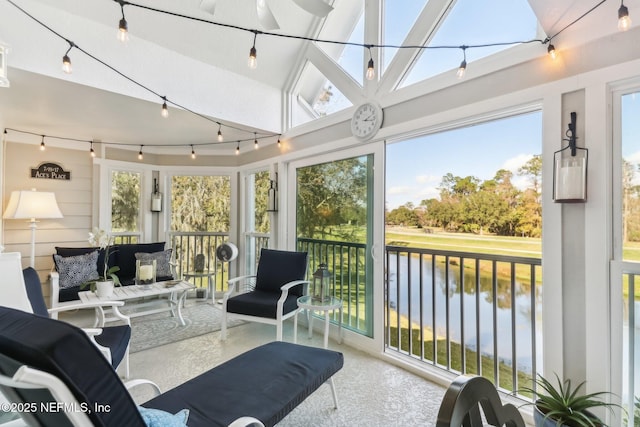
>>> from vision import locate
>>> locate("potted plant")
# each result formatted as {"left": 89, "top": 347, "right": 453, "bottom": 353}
{"left": 82, "top": 228, "right": 121, "bottom": 297}
{"left": 520, "top": 374, "right": 619, "bottom": 427}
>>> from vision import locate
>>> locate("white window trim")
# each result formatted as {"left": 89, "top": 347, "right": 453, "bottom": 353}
{"left": 95, "top": 158, "right": 154, "bottom": 241}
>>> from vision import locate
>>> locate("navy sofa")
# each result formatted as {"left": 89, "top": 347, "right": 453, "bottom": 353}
{"left": 0, "top": 306, "right": 344, "bottom": 427}
{"left": 50, "top": 242, "right": 172, "bottom": 306}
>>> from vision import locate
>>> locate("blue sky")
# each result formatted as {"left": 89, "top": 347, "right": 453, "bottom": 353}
{"left": 313, "top": 0, "right": 546, "bottom": 209}
{"left": 385, "top": 111, "right": 543, "bottom": 209}
{"left": 622, "top": 92, "right": 640, "bottom": 168}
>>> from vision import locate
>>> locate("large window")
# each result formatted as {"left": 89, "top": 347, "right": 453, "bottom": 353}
{"left": 111, "top": 170, "right": 140, "bottom": 234}
{"left": 385, "top": 111, "right": 543, "bottom": 392}
{"left": 245, "top": 170, "right": 271, "bottom": 274}
{"left": 617, "top": 89, "right": 640, "bottom": 427}
{"left": 169, "top": 174, "right": 232, "bottom": 285}
{"left": 170, "top": 175, "right": 230, "bottom": 232}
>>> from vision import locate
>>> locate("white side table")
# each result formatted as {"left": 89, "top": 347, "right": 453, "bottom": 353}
{"left": 182, "top": 271, "right": 215, "bottom": 302}
{"left": 294, "top": 295, "right": 343, "bottom": 349}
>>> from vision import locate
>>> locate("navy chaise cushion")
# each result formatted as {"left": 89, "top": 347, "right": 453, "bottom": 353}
{"left": 0, "top": 306, "right": 145, "bottom": 427}
{"left": 143, "top": 341, "right": 344, "bottom": 427}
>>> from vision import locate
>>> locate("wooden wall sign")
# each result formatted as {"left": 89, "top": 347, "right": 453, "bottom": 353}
{"left": 31, "top": 162, "right": 71, "bottom": 180}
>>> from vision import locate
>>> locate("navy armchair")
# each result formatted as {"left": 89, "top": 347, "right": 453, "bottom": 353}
{"left": 221, "top": 249, "right": 309, "bottom": 341}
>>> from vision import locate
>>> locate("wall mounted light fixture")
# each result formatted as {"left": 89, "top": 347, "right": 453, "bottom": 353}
{"left": 151, "top": 178, "right": 162, "bottom": 212}
{"left": 267, "top": 172, "right": 278, "bottom": 212}
{"left": 553, "top": 112, "right": 588, "bottom": 203}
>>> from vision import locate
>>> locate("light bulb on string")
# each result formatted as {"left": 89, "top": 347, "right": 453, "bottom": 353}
{"left": 90, "top": 141, "right": 96, "bottom": 157}
{"left": 254, "top": 134, "right": 259, "bottom": 150}
{"left": 547, "top": 44, "right": 557, "bottom": 60}
{"left": 248, "top": 32, "right": 258, "bottom": 69}
{"left": 456, "top": 46, "right": 467, "bottom": 79}
{"left": 161, "top": 97, "right": 169, "bottom": 118}
{"left": 236, "top": 142, "right": 240, "bottom": 155}
{"left": 366, "top": 46, "right": 375, "bottom": 81}
{"left": 117, "top": 2, "right": 129, "bottom": 43}
{"left": 277, "top": 138, "right": 281, "bottom": 148}
{"left": 40, "top": 135, "right": 45, "bottom": 151}
{"left": 138, "top": 145, "right": 143, "bottom": 160}
{"left": 217, "top": 124, "right": 223, "bottom": 142}
{"left": 619, "top": 1, "right": 632, "bottom": 31}
{"left": 62, "top": 42, "right": 74, "bottom": 74}
{"left": 191, "top": 145, "right": 196, "bottom": 159}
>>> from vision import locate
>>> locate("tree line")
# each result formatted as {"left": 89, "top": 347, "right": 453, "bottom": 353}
{"left": 386, "top": 155, "right": 542, "bottom": 237}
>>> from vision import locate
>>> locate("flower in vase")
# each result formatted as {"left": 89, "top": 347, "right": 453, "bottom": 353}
{"left": 82, "top": 227, "right": 120, "bottom": 290}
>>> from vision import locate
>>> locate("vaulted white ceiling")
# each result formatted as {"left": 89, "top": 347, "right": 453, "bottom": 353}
{"left": 0, "top": 0, "right": 630, "bottom": 155}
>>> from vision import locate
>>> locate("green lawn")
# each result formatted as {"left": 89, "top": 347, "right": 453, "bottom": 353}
{"left": 385, "top": 226, "right": 541, "bottom": 258}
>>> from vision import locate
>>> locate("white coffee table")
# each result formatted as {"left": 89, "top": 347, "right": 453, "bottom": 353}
{"left": 294, "top": 295, "right": 343, "bottom": 349}
{"left": 78, "top": 280, "right": 195, "bottom": 326}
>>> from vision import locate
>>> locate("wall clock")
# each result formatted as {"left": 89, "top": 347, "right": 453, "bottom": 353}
{"left": 351, "top": 102, "right": 383, "bottom": 141}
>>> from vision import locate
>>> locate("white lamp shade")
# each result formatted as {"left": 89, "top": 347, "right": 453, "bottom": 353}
{"left": 3, "top": 190, "right": 63, "bottom": 220}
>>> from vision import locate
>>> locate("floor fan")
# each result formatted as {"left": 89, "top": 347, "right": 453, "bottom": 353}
{"left": 216, "top": 242, "right": 238, "bottom": 300}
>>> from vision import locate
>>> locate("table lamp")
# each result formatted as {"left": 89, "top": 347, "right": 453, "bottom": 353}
{"left": 3, "top": 190, "right": 63, "bottom": 267}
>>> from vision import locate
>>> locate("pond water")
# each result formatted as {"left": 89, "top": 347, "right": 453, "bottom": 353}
{"left": 386, "top": 253, "right": 543, "bottom": 373}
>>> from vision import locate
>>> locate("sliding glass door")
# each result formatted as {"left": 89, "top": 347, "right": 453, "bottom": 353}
{"left": 290, "top": 144, "right": 383, "bottom": 338}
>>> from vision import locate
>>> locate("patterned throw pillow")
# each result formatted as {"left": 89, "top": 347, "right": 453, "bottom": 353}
{"left": 53, "top": 250, "right": 100, "bottom": 289}
{"left": 135, "top": 249, "right": 173, "bottom": 278}
{"left": 137, "top": 407, "right": 189, "bottom": 427}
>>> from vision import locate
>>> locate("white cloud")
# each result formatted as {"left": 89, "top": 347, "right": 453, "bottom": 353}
{"left": 387, "top": 186, "right": 413, "bottom": 195}
{"left": 417, "top": 186, "right": 439, "bottom": 200}
{"left": 502, "top": 153, "right": 534, "bottom": 172}
{"left": 415, "top": 175, "right": 440, "bottom": 184}
{"left": 626, "top": 150, "right": 640, "bottom": 164}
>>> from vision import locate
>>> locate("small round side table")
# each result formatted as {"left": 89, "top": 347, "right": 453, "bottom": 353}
{"left": 294, "top": 295, "right": 343, "bottom": 349}
{"left": 182, "top": 271, "right": 215, "bottom": 302}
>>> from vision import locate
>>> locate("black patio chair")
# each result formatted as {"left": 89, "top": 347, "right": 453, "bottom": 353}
{"left": 221, "top": 248, "right": 309, "bottom": 341}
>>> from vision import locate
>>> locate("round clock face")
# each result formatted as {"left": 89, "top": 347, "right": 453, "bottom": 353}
{"left": 351, "top": 102, "right": 383, "bottom": 141}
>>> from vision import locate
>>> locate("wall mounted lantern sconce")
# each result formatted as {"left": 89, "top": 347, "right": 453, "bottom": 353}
{"left": 553, "top": 112, "right": 588, "bottom": 203}
{"left": 151, "top": 178, "right": 162, "bottom": 212}
{"left": 267, "top": 172, "right": 278, "bottom": 212}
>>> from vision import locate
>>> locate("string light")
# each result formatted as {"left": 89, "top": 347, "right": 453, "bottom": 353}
{"left": 40, "top": 135, "right": 45, "bottom": 151}
{"left": 4, "top": 128, "right": 283, "bottom": 156}
{"left": 456, "top": 46, "right": 467, "bottom": 79}
{"left": 117, "top": 1, "right": 129, "bottom": 43}
{"left": 161, "top": 96, "right": 169, "bottom": 118}
{"left": 277, "top": 138, "right": 281, "bottom": 148}
{"left": 191, "top": 145, "right": 196, "bottom": 159}
{"left": 547, "top": 44, "right": 557, "bottom": 60}
{"left": 248, "top": 31, "right": 258, "bottom": 69}
{"left": 138, "top": 145, "right": 143, "bottom": 160}
{"left": 3, "top": 0, "right": 616, "bottom": 155}
{"left": 217, "top": 124, "right": 223, "bottom": 142}
{"left": 62, "top": 42, "right": 74, "bottom": 74}
{"left": 8, "top": 0, "right": 615, "bottom": 100}
{"left": 236, "top": 141, "right": 240, "bottom": 155}
{"left": 254, "top": 133, "right": 259, "bottom": 149}
{"left": 619, "top": 1, "right": 632, "bottom": 31}
{"left": 366, "top": 46, "right": 375, "bottom": 81}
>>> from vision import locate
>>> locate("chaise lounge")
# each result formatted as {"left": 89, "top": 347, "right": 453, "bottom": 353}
{"left": 0, "top": 306, "right": 344, "bottom": 427}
